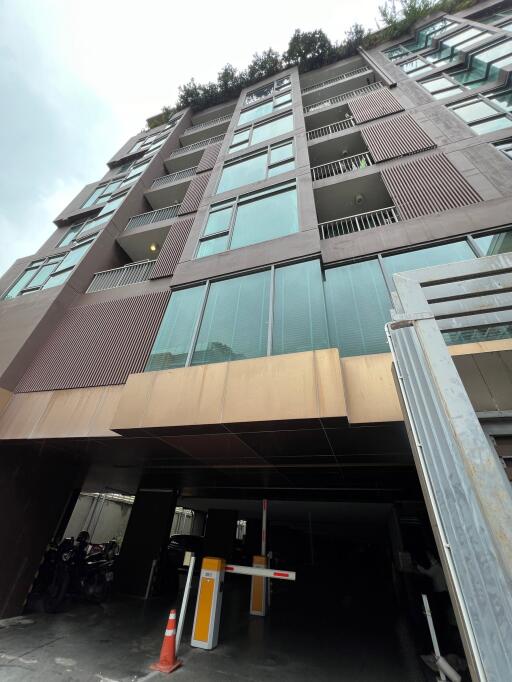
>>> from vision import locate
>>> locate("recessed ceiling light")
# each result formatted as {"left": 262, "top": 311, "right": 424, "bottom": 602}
{"left": 149, "top": 242, "right": 159, "bottom": 252}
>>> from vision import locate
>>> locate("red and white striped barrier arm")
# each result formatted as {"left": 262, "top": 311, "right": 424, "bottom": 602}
{"left": 225, "top": 564, "right": 296, "bottom": 581}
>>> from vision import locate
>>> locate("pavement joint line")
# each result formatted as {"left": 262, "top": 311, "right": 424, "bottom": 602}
{"left": 134, "top": 671, "right": 159, "bottom": 681}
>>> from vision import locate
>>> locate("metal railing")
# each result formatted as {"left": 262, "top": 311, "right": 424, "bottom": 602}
{"left": 168, "top": 133, "right": 225, "bottom": 158}
{"left": 150, "top": 166, "right": 197, "bottom": 190}
{"left": 307, "top": 117, "right": 356, "bottom": 140}
{"left": 303, "top": 82, "right": 382, "bottom": 114}
{"left": 86, "top": 260, "right": 156, "bottom": 293}
{"left": 125, "top": 204, "right": 181, "bottom": 230}
{"left": 311, "top": 152, "right": 373, "bottom": 181}
{"left": 319, "top": 206, "right": 398, "bottom": 239}
{"left": 301, "top": 66, "right": 372, "bottom": 94}
{"left": 184, "top": 113, "right": 232, "bottom": 133}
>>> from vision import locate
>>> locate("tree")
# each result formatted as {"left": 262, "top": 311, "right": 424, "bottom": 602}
{"left": 283, "top": 29, "right": 336, "bottom": 72}
{"left": 246, "top": 49, "right": 283, "bottom": 81}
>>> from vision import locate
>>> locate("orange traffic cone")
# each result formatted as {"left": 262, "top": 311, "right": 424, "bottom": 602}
{"left": 150, "top": 609, "right": 182, "bottom": 674}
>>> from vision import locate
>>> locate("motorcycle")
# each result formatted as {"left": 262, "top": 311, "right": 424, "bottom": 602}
{"left": 36, "top": 531, "right": 118, "bottom": 613}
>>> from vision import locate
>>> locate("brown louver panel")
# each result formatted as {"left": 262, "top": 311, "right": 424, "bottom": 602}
{"left": 150, "top": 216, "right": 195, "bottom": 279}
{"left": 381, "top": 153, "right": 482, "bottom": 221}
{"left": 16, "top": 291, "right": 170, "bottom": 393}
{"left": 348, "top": 88, "right": 404, "bottom": 124}
{"left": 197, "top": 141, "right": 223, "bottom": 173}
{"left": 361, "top": 114, "right": 436, "bottom": 163}
{"left": 178, "top": 171, "right": 212, "bottom": 215}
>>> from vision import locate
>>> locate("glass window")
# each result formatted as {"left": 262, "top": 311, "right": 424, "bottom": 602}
{"left": 145, "top": 285, "right": 206, "bottom": 371}
{"left": 42, "top": 269, "right": 73, "bottom": 289}
{"left": 495, "top": 139, "right": 512, "bottom": 159}
{"left": 444, "top": 27, "right": 481, "bottom": 47}
{"left": 474, "top": 229, "right": 512, "bottom": 255}
{"left": 432, "top": 87, "right": 464, "bottom": 99}
{"left": 196, "top": 235, "right": 230, "bottom": 258}
{"left": 217, "top": 152, "right": 267, "bottom": 194}
{"left": 192, "top": 271, "right": 270, "bottom": 365}
{"left": 501, "top": 20, "right": 512, "bottom": 31}
{"left": 270, "top": 141, "right": 293, "bottom": 164}
{"left": 81, "top": 186, "right": 105, "bottom": 209}
{"left": 252, "top": 113, "right": 293, "bottom": 146}
{"left": 452, "top": 99, "right": 497, "bottom": 123}
{"left": 245, "top": 83, "right": 273, "bottom": 106}
{"left": 324, "top": 260, "right": 390, "bottom": 356}
{"left": 238, "top": 101, "right": 273, "bottom": 126}
{"left": 474, "top": 39, "right": 512, "bottom": 64}
{"left": 423, "top": 76, "right": 454, "bottom": 93}
{"left": 54, "top": 238, "right": 94, "bottom": 273}
{"left": 59, "top": 222, "right": 85, "bottom": 247}
{"left": 276, "top": 75, "right": 291, "bottom": 89}
{"left": 488, "top": 88, "right": 512, "bottom": 112}
{"left": 230, "top": 129, "right": 250, "bottom": 151}
{"left": 273, "top": 260, "right": 329, "bottom": 356}
{"left": 217, "top": 140, "right": 295, "bottom": 194}
{"left": 268, "top": 160, "right": 295, "bottom": 176}
{"left": 274, "top": 92, "right": 292, "bottom": 108}
{"left": 26, "top": 261, "right": 61, "bottom": 289}
{"left": 383, "top": 241, "right": 475, "bottom": 278}
{"left": 402, "top": 58, "right": 427, "bottom": 73}
{"left": 230, "top": 183, "right": 299, "bottom": 250}
{"left": 3, "top": 265, "right": 40, "bottom": 300}
{"left": 384, "top": 45, "right": 410, "bottom": 61}
{"left": 204, "top": 202, "right": 234, "bottom": 235}
{"left": 471, "top": 116, "right": 512, "bottom": 134}
{"left": 102, "top": 180, "right": 123, "bottom": 198}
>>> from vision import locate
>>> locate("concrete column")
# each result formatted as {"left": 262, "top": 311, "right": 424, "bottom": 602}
{"left": 0, "top": 444, "right": 85, "bottom": 617}
{"left": 115, "top": 488, "right": 177, "bottom": 597}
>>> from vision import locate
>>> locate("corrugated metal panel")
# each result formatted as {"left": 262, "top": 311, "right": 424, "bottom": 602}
{"left": 348, "top": 88, "right": 404, "bottom": 124}
{"left": 16, "top": 291, "right": 170, "bottom": 393}
{"left": 197, "top": 141, "right": 223, "bottom": 173}
{"left": 150, "top": 217, "right": 195, "bottom": 280}
{"left": 381, "top": 153, "right": 482, "bottom": 221}
{"left": 362, "top": 114, "right": 436, "bottom": 162}
{"left": 178, "top": 171, "right": 212, "bottom": 216}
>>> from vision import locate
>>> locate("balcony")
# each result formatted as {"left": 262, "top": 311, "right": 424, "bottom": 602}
{"left": 145, "top": 167, "right": 197, "bottom": 210}
{"left": 306, "top": 116, "right": 356, "bottom": 140}
{"left": 125, "top": 204, "right": 181, "bottom": 231}
{"left": 180, "top": 114, "right": 231, "bottom": 146}
{"left": 303, "top": 81, "right": 382, "bottom": 115}
{"left": 86, "top": 260, "right": 155, "bottom": 293}
{"left": 319, "top": 207, "right": 399, "bottom": 239}
{"left": 314, "top": 173, "right": 397, "bottom": 239}
{"left": 311, "top": 152, "right": 373, "bottom": 181}
{"left": 301, "top": 65, "right": 375, "bottom": 109}
{"left": 164, "top": 133, "right": 225, "bottom": 173}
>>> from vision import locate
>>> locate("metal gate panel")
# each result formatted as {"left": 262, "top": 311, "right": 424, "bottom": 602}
{"left": 361, "top": 114, "right": 436, "bottom": 162}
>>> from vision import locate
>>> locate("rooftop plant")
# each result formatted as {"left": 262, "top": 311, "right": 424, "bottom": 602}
{"left": 147, "top": 0, "right": 479, "bottom": 127}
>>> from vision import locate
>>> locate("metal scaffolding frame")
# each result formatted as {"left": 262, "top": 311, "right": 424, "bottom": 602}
{"left": 386, "top": 253, "right": 512, "bottom": 682}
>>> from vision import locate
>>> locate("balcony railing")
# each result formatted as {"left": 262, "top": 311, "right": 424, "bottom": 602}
{"left": 125, "top": 204, "right": 181, "bottom": 231}
{"left": 183, "top": 114, "right": 232, "bottom": 134}
{"left": 301, "top": 66, "right": 372, "bottom": 94}
{"left": 86, "top": 260, "right": 156, "bottom": 293}
{"left": 319, "top": 206, "right": 399, "bottom": 239}
{"left": 307, "top": 117, "right": 356, "bottom": 140}
{"left": 168, "top": 134, "right": 225, "bottom": 158}
{"left": 311, "top": 152, "right": 373, "bottom": 181}
{"left": 303, "top": 82, "right": 382, "bottom": 114}
{"left": 150, "top": 166, "right": 197, "bottom": 190}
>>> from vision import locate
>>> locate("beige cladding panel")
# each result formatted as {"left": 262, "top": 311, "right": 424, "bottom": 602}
{"left": 112, "top": 349, "right": 347, "bottom": 432}
{"left": 2, "top": 342, "right": 511, "bottom": 440}
{"left": 341, "top": 353, "right": 403, "bottom": 424}
{"left": 0, "top": 386, "right": 123, "bottom": 439}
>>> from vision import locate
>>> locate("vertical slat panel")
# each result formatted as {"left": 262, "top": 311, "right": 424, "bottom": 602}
{"left": 150, "top": 217, "right": 195, "bottom": 280}
{"left": 197, "top": 142, "right": 223, "bottom": 173}
{"left": 178, "top": 171, "right": 212, "bottom": 215}
{"left": 15, "top": 291, "right": 171, "bottom": 392}
{"left": 361, "top": 114, "right": 436, "bottom": 162}
{"left": 348, "top": 88, "right": 404, "bottom": 124}
{"left": 381, "top": 153, "right": 482, "bottom": 221}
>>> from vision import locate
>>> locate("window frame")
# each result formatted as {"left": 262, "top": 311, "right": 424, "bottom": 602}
{"left": 229, "top": 111, "right": 294, "bottom": 153}
{"left": 238, "top": 88, "right": 293, "bottom": 128}
{"left": 196, "top": 179, "right": 298, "bottom": 258}
{"left": 216, "top": 138, "right": 295, "bottom": 195}
{"left": 244, "top": 74, "right": 292, "bottom": 106}
{"left": 448, "top": 89, "right": 512, "bottom": 133}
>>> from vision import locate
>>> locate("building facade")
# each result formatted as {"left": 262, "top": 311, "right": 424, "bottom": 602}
{"left": 1, "top": 1, "right": 512, "bottom": 677}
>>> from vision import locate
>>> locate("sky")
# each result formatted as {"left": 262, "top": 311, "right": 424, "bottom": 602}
{"left": 0, "top": 0, "right": 382, "bottom": 277}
